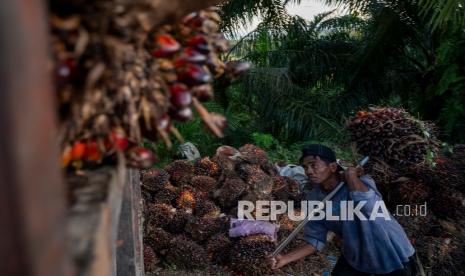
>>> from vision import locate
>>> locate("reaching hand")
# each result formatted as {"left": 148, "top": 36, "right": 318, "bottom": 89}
{"left": 268, "top": 254, "right": 287, "bottom": 270}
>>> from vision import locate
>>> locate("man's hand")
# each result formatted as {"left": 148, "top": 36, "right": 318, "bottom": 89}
{"left": 343, "top": 166, "right": 363, "bottom": 180}
{"left": 268, "top": 254, "right": 288, "bottom": 270}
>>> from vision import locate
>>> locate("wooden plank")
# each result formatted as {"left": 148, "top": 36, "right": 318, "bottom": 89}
{"left": 67, "top": 163, "right": 126, "bottom": 276}
{"left": 0, "top": 0, "right": 71, "bottom": 275}
{"left": 116, "top": 169, "right": 144, "bottom": 276}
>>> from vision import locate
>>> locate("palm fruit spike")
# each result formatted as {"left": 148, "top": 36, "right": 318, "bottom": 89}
{"left": 231, "top": 234, "right": 276, "bottom": 275}
{"left": 145, "top": 226, "right": 173, "bottom": 252}
{"left": 194, "top": 199, "right": 220, "bottom": 218}
{"left": 143, "top": 246, "right": 159, "bottom": 273}
{"left": 176, "top": 186, "right": 197, "bottom": 212}
{"left": 214, "top": 177, "right": 247, "bottom": 209}
{"left": 165, "top": 235, "right": 209, "bottom": 269}
{"left": 166, "top": 208, "right": 192, "bottom": 234}
{"left": 238, "top": 144, "right": 269, "bottom": 165}
{"left": 145, "top": 203, "right": 174, "bottom": 229}
{"left": 206, "top": 233, "right": 232, "bottom": 264}
{"left": 165, "top": 160, "right": 194, "bottom": 186}
{"left": 194, "top": 157, "right": 221, "bottom": 178}
{"left": 140, "top": 168, "right": 170, "bottom": 192}
{"left": 190, "top": 175, "right": 217, "bottom": 193}
{"left": 184, "top": 216, "right": 223, "bottom": 242}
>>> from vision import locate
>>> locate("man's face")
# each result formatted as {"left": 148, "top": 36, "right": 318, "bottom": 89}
{"left": 301, "top": 155, "right": 337, "bottom": 186}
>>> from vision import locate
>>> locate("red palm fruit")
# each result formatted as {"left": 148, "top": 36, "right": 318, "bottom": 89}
{"left": 126, "top": 147, "right": 156, "bottom": 168}
{"left": 175, "top": 48, "right": 207, "bottom": 65}
{"left": 177, "top": 64, "right": 212, "bottom": 86}
{"left": 186, "top": 34, "right": 210, "bottom": 54}
{"left": 84, "top": 141, "right": 101, "bottom": 162}
{"left": 110, "top": 127, "right": 129, "bottom": 151}
{"left": 183, "top": 12, "right": 204, "bottom": 29}
{"left": 71, "top": 141, "right": 86, "bottom": 160}
{"left": 152, "top": 34, "right": 181, "bottom": 57}
{"left": 170, "top": 107, "right": 193, "bottom": 122}
{"left": 61, "top": 144, "right": 73, "bottom": 167}
{"left": 169, "top": 84, "right": 192, "bottom": 108}
{"left": 192, "top": 84, "right": 213, "bottom": 101}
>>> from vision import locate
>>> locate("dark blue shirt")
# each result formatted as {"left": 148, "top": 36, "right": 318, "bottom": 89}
{"left": 304, "top": 176, "right": 415, "bottom": 274}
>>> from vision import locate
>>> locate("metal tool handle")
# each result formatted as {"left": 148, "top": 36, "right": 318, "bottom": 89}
{"left": 271, "top": 156, "right": 369, "bottom": 257}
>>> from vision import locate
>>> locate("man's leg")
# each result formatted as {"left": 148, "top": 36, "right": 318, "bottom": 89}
{"left": 382, "top": 255, "right": 416, "bottom": 276}
{"left": 332, "top": 255, "right": 371, "bottom": 276}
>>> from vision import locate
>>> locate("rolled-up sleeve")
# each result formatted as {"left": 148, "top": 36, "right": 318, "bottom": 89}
{"left": 303, "top": 219, "right": 327, "bottom": 251}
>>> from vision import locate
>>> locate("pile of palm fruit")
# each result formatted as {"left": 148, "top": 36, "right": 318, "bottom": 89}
{"left": 347, "top": 107, "right": 465, "bottom": 275}
{"left": 141, "top": 144, "right": 331, "bottom": 275}
{"left": 50, "top": 0, "right": 249, "bottom": 170}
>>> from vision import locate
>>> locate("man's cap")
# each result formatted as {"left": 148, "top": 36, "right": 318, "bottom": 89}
{"left": 299, "top": 144, "right": 336, "bottom": 164}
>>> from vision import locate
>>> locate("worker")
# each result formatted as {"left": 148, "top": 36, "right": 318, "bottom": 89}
{"left": 269, "top": 144, "right": 416, "bottom": 275}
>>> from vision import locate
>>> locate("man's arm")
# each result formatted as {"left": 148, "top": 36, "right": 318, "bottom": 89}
{"left": 270, "top": 244, "right": 316, "bottom": 269}
{"left": 344, "top": 167, "right": 369, "bottom": 192}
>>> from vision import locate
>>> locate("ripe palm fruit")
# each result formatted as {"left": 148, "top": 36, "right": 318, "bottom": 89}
{"left": 231, "top": 234, "right": 276, "bottom": 275}
{"left": 194, "top": 199, "right": 220, "bottom": 218}
{"left": 214, "top": 177, "right": 247, "bottom": 209}
{"left": 166, "top": 235, "right": 209, "bottom": 269}
{"left": 184, "top": 216, "right": 223, "bottom": 242}
{"left": 206, "top": 233, "right": 232, "bottom": 264}
{"left": 238, "top": 164, "right": 273, "bottom": 197}
{"left": 177, "top": 64, "right": 212, "bottom": 86}
{"left": 169, "top": 83, "right": 192, "bottom": 108}
{"left": 71, "top": 141, "right": 86, "bottom": 161}
{"left": 145, "top": 203, "right": 174, "bottom": 229}
{"left": 176, "top": 186, "right": 197, "bottom": 212}
{"left": 239, "top": 144, "right": 269, "bottom": 165}
{"left": 194, "top": 156, "right": 221, "bottom": 178}
{"left": 165, "top": 160, "right": 194, "bottom": 186}
{"left": 145, "top": 226, "right": 173, "bottom": 252}
{"left": 140, "top": 168, "right": 170, "bottom": 192}
{"left": 190, "top": 175, "right": 217, "bottom": 193}
{"left": 286, "top": 177, "right": 301, "bottom": 201}
{"left": 152, "top": 33, "right": 181, "bottom": 57}
{"left": 143, "top": 246, "right": 159, "bottom": 273}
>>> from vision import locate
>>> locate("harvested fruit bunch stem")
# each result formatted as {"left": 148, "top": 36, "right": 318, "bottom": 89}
{"left": 51, "top": 1, "right": 250, "bottom": 169}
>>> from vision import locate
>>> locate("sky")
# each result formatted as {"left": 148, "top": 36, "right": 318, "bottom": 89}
{"left": 237, "top": 0, "right": 347, "bottom": 36}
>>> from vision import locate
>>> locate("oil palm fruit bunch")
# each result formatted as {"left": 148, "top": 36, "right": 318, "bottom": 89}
{"left": 231, "top": 234, "right": 276, "bottom": 275}
{"left": 194, "top": 199, "right": 221, "bottom": 218}
{"left": 347, "top": 107, "right": 439, "bottom": 170}
{"left": 214, "top": 177, "right": 248, "bottom": 209}
{"left": 145, "top": 226, "right": 174, "bottom": 252}
{"left": 145, "top": 203, "right": 175, "bottom": 229}
{"left": 51, "top": 2, "right": 250, "bottom": 170}
{"left": 395, "top": 179, "right": 429, "bottom": 204}
{"left": 206, "top": 233, "right": 232, "bottom": 264}
{"left": 140, "top": 168, "right": 170, "bottom": 192}
{"left": 238, "top": 144, "right": 269, "bottom": 166}
{"left": 165, "top": 235, "right": 209, "bottom": 269}
{"left": 143, "top": 246, "right": 159, "bottom": 273}
{"left": 190, "top": 175, "right": 217, "bottom": 193}
{"left": 184, "top": 216, "right": 224, "bottom": 242}
{"left": 166, "top": 208, "right": 192, "bottom": 234}
{"left": 152, "top": 184, "right": 179, "bottom": 205}
{"left": 194, "top": 157, "right": 221, "bottom": 178}
{"left": 165, "top": 159, "right": 194, "bottom": 186}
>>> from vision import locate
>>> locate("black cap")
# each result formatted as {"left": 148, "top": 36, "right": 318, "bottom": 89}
{"left": 299, "top": 144, "right": 336, "bottom": 164}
